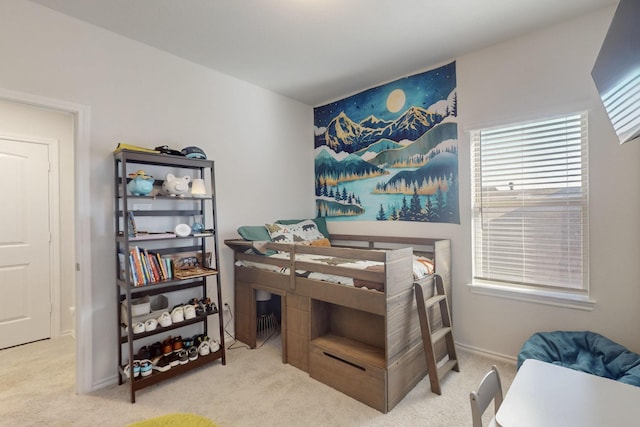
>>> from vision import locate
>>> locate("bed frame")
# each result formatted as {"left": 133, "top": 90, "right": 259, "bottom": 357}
{"left": 224, "top": 234, "right": 452, "bottom": 413}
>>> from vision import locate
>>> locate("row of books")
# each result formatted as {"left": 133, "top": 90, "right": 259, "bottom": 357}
{"left": 119, "top": 247, "right": 173, "bottom": 286}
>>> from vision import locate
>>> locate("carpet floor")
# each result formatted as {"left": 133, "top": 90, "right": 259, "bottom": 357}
{"left": 0, "top": 334, "right": 515, "bottom": 426}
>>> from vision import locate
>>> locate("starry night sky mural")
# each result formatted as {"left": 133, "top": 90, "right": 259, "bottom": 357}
{"left": 313, "top": 61, "right": 459, "bottom": 223}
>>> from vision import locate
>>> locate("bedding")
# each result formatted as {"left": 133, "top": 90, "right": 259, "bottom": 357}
{"left": 234, "top": 251, "right": 435, "bottom": 291}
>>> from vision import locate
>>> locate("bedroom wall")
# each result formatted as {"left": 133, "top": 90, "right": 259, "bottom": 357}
{"left": 330, "top": 5, "right": 640, "bottom": 358}
{"left": 0, "top": 0, "right": 314, "bottom": 389}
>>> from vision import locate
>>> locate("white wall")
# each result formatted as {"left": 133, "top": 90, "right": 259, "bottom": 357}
{"left": 331, "top": 6, "right": 640, "bottom": 358}
{"left": 0, "top": 0, "right": 313, "bottom": 388}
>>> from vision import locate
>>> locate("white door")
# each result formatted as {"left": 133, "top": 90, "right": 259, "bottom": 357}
{"left": 0, "top": 136, "right": 51, "bottom": 349}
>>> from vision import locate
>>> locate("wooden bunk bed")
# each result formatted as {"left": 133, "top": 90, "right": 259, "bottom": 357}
{"left": 224, "top": 234, "right": 452, "bottom": 413}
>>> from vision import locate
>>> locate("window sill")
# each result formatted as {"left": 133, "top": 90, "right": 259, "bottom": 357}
{"left": 467, "top": 281, "right": 596, "bottom": 311}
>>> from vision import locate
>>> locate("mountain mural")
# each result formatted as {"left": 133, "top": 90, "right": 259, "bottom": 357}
{"left": 313, "top": 61, "right": 460, "bottom": 223}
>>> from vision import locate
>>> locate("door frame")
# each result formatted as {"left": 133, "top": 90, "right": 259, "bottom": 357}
{"left": 0, "top": 88, "right": 92, "bottom": 394}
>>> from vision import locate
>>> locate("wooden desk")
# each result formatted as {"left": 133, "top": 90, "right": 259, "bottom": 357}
{"left": 496, "top": 359, "right": 640, "bottom": 427}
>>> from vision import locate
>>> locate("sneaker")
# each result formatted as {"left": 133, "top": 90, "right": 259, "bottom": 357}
{"left": 162, "top": 337, "right": 174, "bottom": 356}
{"left": 136, "top": 346, "right": 151, "bottom": 360}
{"left": 150, "top": 341, "right": 163, "bottom": 358}
{"left": 133, "top": 360, "right": 141, "bottom": 377}
{"left": 184, "top": 304, "right": 196, "bottom": 320}
{"left": 168, "top": 353, "right": 180, "bottom": 367}
{"left": 140, "top": 359, "right": 153, "bottom": 377}
{"left": 188, "top": 346, "right": 199, "bottom": 361}
{"left": 157, "top": 311, "right": 172, "bottom": 328}
{"left": 172, "top": 336, "right": 183, "bottom": 353}
{"left": 198, "top": 341, "right": 210, "bottom": 356}
{"left": 177, "top": 349, "right": 189, "bottom": 365}
{"left": 152, "top": 355, "right": 171, "bottom": 372}
{"left": 209, "top": 338, "right": 220, "bottom": 353}
{"left": 132, "top": 322, "right": 145, "bottom": 334}
{"left": 144, "top": 318, "right": 158, "bottom": 332}
{"left": 171, "top": 306, "right": 184, "bottom": 323}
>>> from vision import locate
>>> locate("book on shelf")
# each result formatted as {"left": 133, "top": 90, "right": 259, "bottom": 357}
{"left": 123, "top": 246, "right": 174, "bottom": 286}
{"left": 127, "top": 212, "right": 137, "bottom": 237}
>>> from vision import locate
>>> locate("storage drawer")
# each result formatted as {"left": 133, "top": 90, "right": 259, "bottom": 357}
{"left": 309, "top": 341, "right": 387, "bottom": 412}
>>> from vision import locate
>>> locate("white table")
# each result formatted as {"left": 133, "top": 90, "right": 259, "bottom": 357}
{"left": 496, "top": 358, "right": 640, "bottom": 427}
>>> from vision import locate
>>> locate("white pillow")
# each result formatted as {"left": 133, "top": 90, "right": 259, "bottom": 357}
{"left": 265, "top": 220, "right": 325, "bottom": 243}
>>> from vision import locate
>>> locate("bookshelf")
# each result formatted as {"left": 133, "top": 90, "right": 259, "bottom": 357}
{"left": 114, "top": 149, "right": 225, "bottom": 403}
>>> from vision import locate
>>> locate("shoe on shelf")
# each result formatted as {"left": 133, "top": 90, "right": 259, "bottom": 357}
{"left": 152, "top": 355, "right": 171, "bottom": 372}
{"left": 168, "top": 353, "right": 180, "bottom": 367}
{"left": 177, "top": 349, "right": 189, "bottom": 365}
{"left": 188, "top": 345, "right": 198, "bottom": 361}
{"left": 136, "top": 346, "right": 151, "bottom": 360}
{"left": 171, "top": 306, "right": 185, "bottom": 323}
{"left": 172, "top": 336, "right": 183, "bottom": 353}
{"left": 184, "top": 304, "right": 196, "bottom": 320}
{"left": 132, "top": 322, "right": 145, "bottom": 334}
{"left": 139, "top": 359, "right": 153, "bottom": 377}
{"left": 157, "top": 311, "right": 172, "bottom": 328}
{"left": 123, "top": 361, "right": 140, "bottom": 379}
{"left": 193, "top": 334, "right": 209, "bottom": 346}
{"left": 144, "top": 318, "right": 158, "bottom": 332}
{"left": 209, "top": 338, "right": 220, "bottom": 353}
{"left": 162, "top": 337, "right": 174, "bottom": 356}
{"left": 182, "top": 336, "right": 194, "bottom": 349}
{"left": 150, "top": 341, "right": 163, "bottom": 358}
{"left": 198, "top": 341, "right": 210, "bottom": 357}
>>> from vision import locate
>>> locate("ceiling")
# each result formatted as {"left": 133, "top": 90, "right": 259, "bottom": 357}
{"left": 30, "top": 0, "right": 617, "bottom": 106}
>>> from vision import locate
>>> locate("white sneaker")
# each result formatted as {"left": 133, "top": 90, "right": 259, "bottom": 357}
{"left": 144, "top": 318, "right": 158, "bottom": 332}
{"left": 171, "top": 306, "right": 185, "bottom": 323}
{"left": 198, "top": 341, "right": 210, "bottom": 356}
{"left": 157, "top": 311, "right": 172, "bottom": 327}
{"left": 209, "top": 338, "right": 220, "bottom": 353}
{"left": 132, "top": 322, "right": 145, "bottom": 334}
{"left": 184, "top": 304, "right": 196, "bottom": 320}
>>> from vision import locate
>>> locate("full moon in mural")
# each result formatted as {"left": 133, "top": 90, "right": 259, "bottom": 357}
{"left": 386, "top": 89, "right": 406, "bottom": 113}
{"left": 313, "top": 61, "right": 459, "bottom": 224}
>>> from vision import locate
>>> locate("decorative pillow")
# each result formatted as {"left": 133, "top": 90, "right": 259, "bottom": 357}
{"left": 265, "top": 220, "right": 326, "bottom": 243}
{"left": 237, "top": 225, "right": 272, "bottom": 242}
{"left": 276, "top": 217, "right": 330, "bottom": 239}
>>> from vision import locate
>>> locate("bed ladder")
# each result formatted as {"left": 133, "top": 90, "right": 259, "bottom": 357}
{"left": 414, "top": 273, "right": 459, "bottom": 395}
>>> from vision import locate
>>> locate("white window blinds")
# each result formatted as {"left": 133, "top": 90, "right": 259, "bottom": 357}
{"left": 471, "top": 113, "right": 589, "bottom": 292}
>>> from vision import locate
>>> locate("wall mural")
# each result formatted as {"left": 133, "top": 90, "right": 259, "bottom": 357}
{"left": 314, "top": 61, "right": 459, "bottom": 223}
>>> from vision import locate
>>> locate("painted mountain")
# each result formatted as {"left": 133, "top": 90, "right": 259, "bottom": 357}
{"left": 313, "top": 62, "right": 459, "bottom": 223}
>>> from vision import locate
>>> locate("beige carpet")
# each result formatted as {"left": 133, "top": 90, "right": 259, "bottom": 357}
{"left": 0, "top": 334, "right": 515, "bottom": 426}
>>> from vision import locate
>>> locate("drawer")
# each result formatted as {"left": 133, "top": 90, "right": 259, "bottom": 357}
{"left": 309, "top": 342, "right": 387, "bottom": 412}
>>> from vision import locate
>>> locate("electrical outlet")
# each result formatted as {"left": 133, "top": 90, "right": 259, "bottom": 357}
{"left": 223, "top": 302, "right": 230, "bottom": 311}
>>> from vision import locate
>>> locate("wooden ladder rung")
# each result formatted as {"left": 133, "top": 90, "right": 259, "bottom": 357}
{"left": 437, "top": 358, "right": 459, "bottom": 379}
{"left": 425, "top": 294, "right": 446, "bottom": 308}
{"left": 431, "top": 326, "right": 451, "bottom": 343}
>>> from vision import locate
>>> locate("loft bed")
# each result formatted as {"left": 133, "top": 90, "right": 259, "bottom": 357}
{"left": 225, "top": 223, "right": 452, "bottom": 413}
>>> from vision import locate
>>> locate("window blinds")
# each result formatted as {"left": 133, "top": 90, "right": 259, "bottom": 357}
{"left": 471, "top": 113, "right": 588, "bottom": 291}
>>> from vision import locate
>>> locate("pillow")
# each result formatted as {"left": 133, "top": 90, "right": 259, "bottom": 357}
{"left": 237, "top": 225, "right": 272, "bottom": 242}
{"left": 276, "top": 217, "right": 330, "bottom": 239}
{"left": 297, "top": 237, "right": 332, "bottom": 247}
{"left": 266, "top": 220, "right": 326, "bottom": 243}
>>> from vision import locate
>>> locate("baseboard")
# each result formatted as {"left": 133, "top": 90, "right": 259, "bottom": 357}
{"left": 92, "top": 374, "right": 119, "bottom": 392}
{"left": 455, "top": 341, "right": 517, "bottom": 365}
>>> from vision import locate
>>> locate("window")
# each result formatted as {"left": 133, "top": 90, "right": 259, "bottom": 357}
{"left": 471, "top": 113, "right": 589, "bottom": 295}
